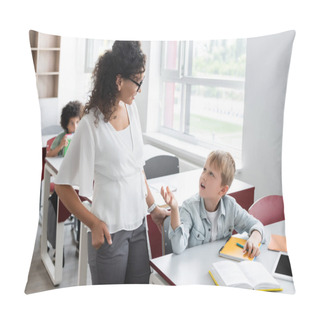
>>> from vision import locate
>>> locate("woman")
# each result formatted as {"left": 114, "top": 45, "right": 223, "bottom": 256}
{"left": 54, "top": 41, "right": 169, "bottom": 284}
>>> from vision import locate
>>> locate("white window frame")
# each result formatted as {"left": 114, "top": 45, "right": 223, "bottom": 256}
{"left": 85, "top": 39, "right": 113, "bottom": 73}
{"left": 159, "top": 40, "right": 246, "bottom": 157}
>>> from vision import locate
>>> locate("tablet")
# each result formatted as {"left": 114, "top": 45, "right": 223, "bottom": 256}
{"left": 272, "top": 252, "right": 293, "bottom": 282}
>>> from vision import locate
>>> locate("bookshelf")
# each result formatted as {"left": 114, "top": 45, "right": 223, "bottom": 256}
{"left": 29, "top": 30, "right": 61, "bottom": 98}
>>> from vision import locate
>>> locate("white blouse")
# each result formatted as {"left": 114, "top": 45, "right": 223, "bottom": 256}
{"left": 54, "top": 102, "right": 147, "bottom": 234}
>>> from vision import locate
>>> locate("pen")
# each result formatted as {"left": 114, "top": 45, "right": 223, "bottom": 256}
{"left": 236, "top": 242, "right": 244, "bottom": 249}
{"left": 219, "top": 236, "right": 232, "bottom": 253}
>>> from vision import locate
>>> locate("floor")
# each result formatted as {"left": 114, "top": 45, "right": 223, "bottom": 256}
{"left": 24, "top": 216, "right": 92, "bottom": 294}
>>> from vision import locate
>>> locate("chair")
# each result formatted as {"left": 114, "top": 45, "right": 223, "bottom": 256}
{"left": 144, "top": 154, "right": 179, "bottom": 259}
{"left": 144, "top": 155, "right": 179, "bottom": 180}
{"left": 248, "top": 195, "right": 285, "bottom": 225}
{"left": 42, "top": 125, "right": 62, "bottom": 135}
{"left": 44, "top": 137, "right": 56, "bottom": 192}
{"left": 40, "top": 137, "right": 56, "bottom": 213}
{"left": 162, "top": 216, "right": 173, "bottom": 255}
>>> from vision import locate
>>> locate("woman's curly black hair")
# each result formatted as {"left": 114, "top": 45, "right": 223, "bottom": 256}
{"left": 83, "top": 41, "right": 146, "bottom": 124}
{"left": 60, "top": 100, "right": 83, "bottom": 132}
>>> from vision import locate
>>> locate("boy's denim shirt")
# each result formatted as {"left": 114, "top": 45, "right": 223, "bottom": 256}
{"left": 168, "top": 194, "right": 265, "bottom": 254}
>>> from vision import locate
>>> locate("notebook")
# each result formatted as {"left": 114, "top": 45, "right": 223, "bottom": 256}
{"left": 268, "top": 234, "right": 287, "bottom": 252}
{"left": 209, "top": 260, "right": 282, "bottom": 291}
{"left": 219, "top": 236, "right": 261, "bottom": 262}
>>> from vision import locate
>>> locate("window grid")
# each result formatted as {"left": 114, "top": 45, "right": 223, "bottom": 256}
{"left": 160, "top": 40, "right": 246, "bottom": 157}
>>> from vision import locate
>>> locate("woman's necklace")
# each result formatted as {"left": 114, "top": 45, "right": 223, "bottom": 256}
{"left": 110, "top": 103, "right": 123, "bottom": 120}
{"left": 110, "top": 109, "right": 119, "bottom": 120}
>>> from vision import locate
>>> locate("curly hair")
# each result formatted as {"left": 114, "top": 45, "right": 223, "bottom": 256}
{"left": 60, "top": 100, "right": 83, "bottom": 132}
{"left": 83, "top": 41, "right": 146, "bottom": 124}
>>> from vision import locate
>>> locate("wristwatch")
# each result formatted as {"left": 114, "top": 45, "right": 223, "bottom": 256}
{"left": 147, "top": 202, "right": 157, "bottom": 213}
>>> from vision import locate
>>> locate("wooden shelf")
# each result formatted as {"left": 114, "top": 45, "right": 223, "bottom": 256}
{"left": 29, "top": 30, "right": 61, "bottom": 99}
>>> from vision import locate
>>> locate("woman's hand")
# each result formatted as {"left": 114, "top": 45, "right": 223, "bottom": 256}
{"left": 90, "top": 219, "right": 112, "bottom": 249}
{"left": 244, "top": 230, "right": 262, "bottom": 258}
{"left": 150, "top": 206, "right": 170, "bottom": 232}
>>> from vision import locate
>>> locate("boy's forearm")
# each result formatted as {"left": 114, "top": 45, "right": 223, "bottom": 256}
{"left": 250, "top": 230, "right": 262, "bottom": 243}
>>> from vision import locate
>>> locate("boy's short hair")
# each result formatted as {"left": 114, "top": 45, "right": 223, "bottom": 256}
{"left": 207, "top": 150, "right": 236, "bottom": 187}
{"left": 60, "top": 100, "right": 83, "bottom": 132}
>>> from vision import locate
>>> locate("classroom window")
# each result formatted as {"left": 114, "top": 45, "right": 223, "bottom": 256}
{"left": 160, "top": 40, "right": 246, "bottom": 159}
{"left": 85, "top": 39, "right": 113, "bottom": 73}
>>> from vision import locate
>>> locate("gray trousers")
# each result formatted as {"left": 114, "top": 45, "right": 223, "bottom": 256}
{"left": 87, "top": 220, "right": 151, "bottom": 285}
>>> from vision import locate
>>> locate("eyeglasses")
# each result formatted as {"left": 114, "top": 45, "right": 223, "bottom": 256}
{"left": 128, "top": 77, "right": 144, "bottom": 92}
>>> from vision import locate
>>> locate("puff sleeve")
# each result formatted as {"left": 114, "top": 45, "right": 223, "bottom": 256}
{"left": 54, "top": 115, "right": 95, "bottom": 199}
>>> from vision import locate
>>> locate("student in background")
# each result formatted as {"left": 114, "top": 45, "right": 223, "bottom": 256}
{"left": 47, "top": 100, "right": 83, "bottom": 157}
{"left": 54, "top": 41, "right": 169, "bottom": 285}
{"left": 45, "top": 100, "right": 83, "bottom": 257}
{"left": 161, "top": 150, "right": 264, "bottom": 257}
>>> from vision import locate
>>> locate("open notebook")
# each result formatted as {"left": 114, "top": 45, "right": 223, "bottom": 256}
{"left": 209, "top": 260, "right": 282, "bottom": 291}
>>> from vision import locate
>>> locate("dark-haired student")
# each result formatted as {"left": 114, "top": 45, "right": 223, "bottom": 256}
{"left": 47, "top": 100, "right": 83, "bottom": 157}
{"left": 54, "top": 41, "right": 169, "bottom": 285}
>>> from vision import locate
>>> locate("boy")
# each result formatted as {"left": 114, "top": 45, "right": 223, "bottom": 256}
{"left": 161, "top": 150, "right": 264, "bottom": 257}
{"left": 47, "top": 100, "right": 83, "bottom": 157}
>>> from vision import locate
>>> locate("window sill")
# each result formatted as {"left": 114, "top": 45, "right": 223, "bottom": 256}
{"left": 143, "top": 132, "right": 242, "bottom": 171}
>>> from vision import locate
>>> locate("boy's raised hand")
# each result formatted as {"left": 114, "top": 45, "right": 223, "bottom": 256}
{"left": 160, "top": 186, "right": 178, "bottom": 210}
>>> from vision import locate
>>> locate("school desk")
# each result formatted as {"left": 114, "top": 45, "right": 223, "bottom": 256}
{"left": 149, "top": 220, "right": 295, "bottom": 294}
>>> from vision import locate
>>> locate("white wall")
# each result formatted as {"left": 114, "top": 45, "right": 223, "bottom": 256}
{"left": 135, "top": 41, "right": 162, "bottom": 133}
{"left": 237, "top": 31, "right": 295, "bottom": 200}
{"left": 58, "top": 36, "right": 91, "bottom": 113}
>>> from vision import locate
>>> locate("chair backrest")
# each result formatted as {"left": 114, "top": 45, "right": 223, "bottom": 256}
{"left": 248, "top": 195, "right": 285, "bottom": 225}
{"left": 145, "top": 154, "right": 179, "bottom": 258}
{"left": 162, "top": 216, "right": 173, "bottom": 255}
{"left": 146, "top": 214, "right": 162, "bottom": 259}
{"left": 42, "top": 125, "right": 61, "bottom": 135}
{"left": 46, "top": 136, "right": 56, "bottom": 153}
{"left": 144, "top": 155, "right": 179, "bottom": 180}
{"left": 41, "top": 137, "right": 56, "bottom": 181}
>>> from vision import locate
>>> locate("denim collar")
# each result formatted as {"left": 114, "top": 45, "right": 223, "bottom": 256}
{"left": 200, "top": 195, "right": 226, "bottom": 220}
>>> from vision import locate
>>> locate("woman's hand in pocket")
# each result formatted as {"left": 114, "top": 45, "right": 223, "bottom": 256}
{"left": 91, "top": 219, "right": 112, "bottom": 249}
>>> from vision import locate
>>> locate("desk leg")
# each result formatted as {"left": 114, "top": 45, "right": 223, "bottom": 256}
{"left": 77, "top": 221, "right": 88, "bottom": 286}
{"left": 54, "top": 201, "right": 64, "bottom": 284}
{"left": 40, "top": 163, "right": 63, "bottom": 286}
{"left": 40, "top": 164, "right": 50, "bottom": 266}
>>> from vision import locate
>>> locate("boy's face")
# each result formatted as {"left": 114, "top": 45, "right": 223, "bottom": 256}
{"left": 67, "top": 116, "right": 80, "bottom": 134}
{"left": 199, "top": 158, "right": 229, "bottom": 202}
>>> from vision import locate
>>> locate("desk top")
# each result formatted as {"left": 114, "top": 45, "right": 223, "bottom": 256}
{"left": 148, "top": 168, "right": 254, "bottom": 207}
{"left": 45, "top": 144, "right": 175, "bottom": 176}
{"left": 150, "top": 221, "right": 295, "bottom": 294}
{"left": 46, "top": 157, "right": 253, "bottom": 209}
{"left": 45, "top": 156, "right": 63, "bottom": 175}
